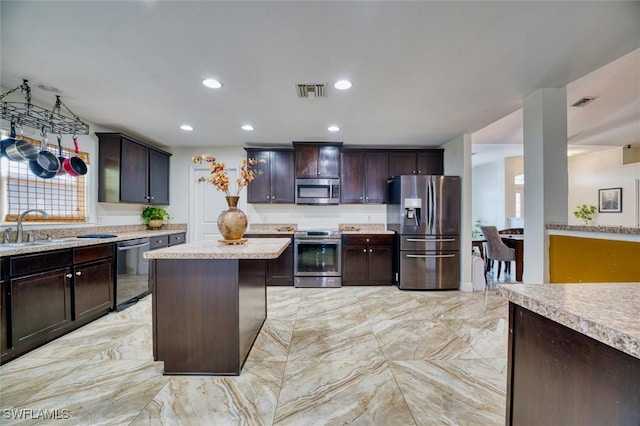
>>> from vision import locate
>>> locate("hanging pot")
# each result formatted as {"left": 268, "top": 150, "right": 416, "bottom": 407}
{"left": 56, "top": 135, "right": 66, "bottom": 175}
{"left": 29, "top": 134, "right": 60, "bottom": 179}
{"left": 62, "top": 136, "right": 87, "bottom": 176}
{"left": 4, "top": 126, "right": 39, "bottom": 161}
{"left": 0, "top": 123, "right": 19, "bottom": 159}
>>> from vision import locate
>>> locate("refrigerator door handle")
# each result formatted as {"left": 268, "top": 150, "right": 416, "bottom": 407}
{"left": 406, "top": 254, "right": 456, "bottom": 258}
{"left": 406, "top": 238, "right": 456, "bottom": 242}
{"left": 430, "top": 178, "right": 436, "bottom": 233}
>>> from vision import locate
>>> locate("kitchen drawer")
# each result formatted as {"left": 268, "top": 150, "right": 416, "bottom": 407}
{"left": 73, "top": 243, "right": 114, "bottom": 264}
{"left": 150, "top": 235, "right": 169, "bottom": 249}
{"left": 342, "top": 234, "right": 393, "bottom": 246}
{"left": 400, "top": 235, "right": 458, "bottom": 251}
{"left": 169, "top": 233, "right": 185, "bottom": 246}
{"left": 10, "top": 250, "right": 72, "bottom": 277}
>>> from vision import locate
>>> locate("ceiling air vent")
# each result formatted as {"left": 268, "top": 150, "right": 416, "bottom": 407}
{"left": 296, "top": 83, "right": 327, "bottom": 98}
{"left": 571, "top": 97, "right": 597, "bottom": 108}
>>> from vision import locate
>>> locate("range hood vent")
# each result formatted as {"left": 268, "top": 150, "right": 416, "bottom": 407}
{"left": 571, "top": 97, "right": 597, "bottom": 108}
{"left": 296, "top": 83, "right": 327, "bottom": 98}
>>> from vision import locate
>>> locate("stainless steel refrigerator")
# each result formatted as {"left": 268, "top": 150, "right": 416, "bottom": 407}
{"left": 387, "top": 175, "right": 461, "bottom": 290}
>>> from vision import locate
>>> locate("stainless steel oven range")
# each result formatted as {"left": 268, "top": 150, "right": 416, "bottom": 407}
{"left": 294, "top": 230, "right": 341, "bottom": 288}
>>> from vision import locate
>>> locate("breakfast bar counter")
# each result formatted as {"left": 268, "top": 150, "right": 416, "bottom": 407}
{"left": 144, "top": 238, "right": 291, "bottom": 375}
{"left": 497, "top": 283, "right": 640, "bottom": 425}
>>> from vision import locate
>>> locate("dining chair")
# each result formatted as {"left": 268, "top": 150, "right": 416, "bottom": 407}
{"left": 481, "top": 226, "right": 515, "bottom": 280}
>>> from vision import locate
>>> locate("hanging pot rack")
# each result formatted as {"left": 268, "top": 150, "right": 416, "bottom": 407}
{"left": 0, "top": 79, "right": 89, "bottom": 135}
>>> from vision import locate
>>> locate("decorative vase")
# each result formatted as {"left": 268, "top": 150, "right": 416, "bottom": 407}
{"left": 217, "top": 196, "right": 248, "bottom": 241}
{"left": 148, "top": 219, "right": 164, "bottom": 229}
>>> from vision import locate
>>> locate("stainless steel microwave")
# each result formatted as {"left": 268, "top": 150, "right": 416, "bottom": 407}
{"left": 295, "top": 178, "right": 340, "bottom": 205}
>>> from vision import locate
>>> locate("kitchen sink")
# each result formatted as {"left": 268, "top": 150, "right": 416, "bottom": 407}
{"left": 0, "top": 242, "right": 36, "bottom": 247}
{"left": 0, "top": 238, "right": 78, "bottom": 249}
{"left": 32, "top": 238, "right": 78, "bottom": 244}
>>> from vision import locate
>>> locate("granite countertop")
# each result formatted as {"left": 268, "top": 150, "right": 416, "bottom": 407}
{"left": 497, "top": 283, "right": 640, "bottom": 359}
{"left": 143, "top": 238, "right": 291, "bottom": 260}
{"left": 0, "top": 226, "right": 187, "bottom": 257}
{"left": 546, "top": 224, "right": 640, "bottom": 235}
{"left": 246, "top": 224, "right": 297, "bottom": 234}
{"left": 339, "top": 224, "right": 395, "bottom": 234}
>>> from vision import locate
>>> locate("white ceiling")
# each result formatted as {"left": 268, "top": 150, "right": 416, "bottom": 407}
{"left": 1, "top": 1, "right": 639, "bottom": 160}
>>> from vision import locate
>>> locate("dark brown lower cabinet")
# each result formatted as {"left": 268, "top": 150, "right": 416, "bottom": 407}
{"left": 73, "top": 244, "right": 115, "bottom": 324}
{"left": 245, "top": 234, "right": 293, "bottom": 286}
{"left": 342, "top": 234, "right": 393, "bottom": 285}
{"left": 152, "top": 258, "right": 267, "bottom": 375}
{"left": 10, "top": 267, "right": 72, "bottom": 353}
{"left": 1, "top": 244, "right": 115, "bottom": 365}
{"left": 507, "top": 303, "right": 640, "bottom": 425}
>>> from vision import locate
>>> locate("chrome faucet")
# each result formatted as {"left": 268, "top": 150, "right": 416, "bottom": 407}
{"left": 16, "top": 209, "right": 50, "bottom": 243}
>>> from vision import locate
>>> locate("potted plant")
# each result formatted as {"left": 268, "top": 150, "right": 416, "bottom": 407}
{"left": 141, "top": 206, "right": 171, "bottom": 229}
{"left": 573, "top": 204, "right": 597, "bottom": 225}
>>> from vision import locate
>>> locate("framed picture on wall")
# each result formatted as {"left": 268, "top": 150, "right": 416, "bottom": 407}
{"left": 598, "top": 187, "right": 622, "bottom": 213}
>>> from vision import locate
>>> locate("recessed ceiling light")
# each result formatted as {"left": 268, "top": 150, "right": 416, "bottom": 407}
{"left": 241, "top": 124, "right": 254, "bottom": 131}
{"left": 328, "top": 126, "right": 340, "bottom": 132}
{"left": 202, "top": 78, "right": 222, "bottom": 89}
{"left": 334, "top": 80, "right": 352, "bottom": 90}
{"left": 180, "top": 124, "right": 193, "bottom": 131}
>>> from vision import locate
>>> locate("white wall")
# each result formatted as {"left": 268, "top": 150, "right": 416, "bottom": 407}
{"left": 472, "top": 159, "right": 506, "bottom": 229}
{"left": 568, "top": 147, "right": 640, "bottom": 227}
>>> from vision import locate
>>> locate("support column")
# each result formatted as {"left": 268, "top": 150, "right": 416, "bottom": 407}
{"left": 523, "top": 88, "right": 568, "bottom": 283}
{"left": 443, "top": 133, "right": 473, "bottom": 291}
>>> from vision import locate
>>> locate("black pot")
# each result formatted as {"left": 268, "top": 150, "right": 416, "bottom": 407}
{"left": 29, "top": 159, "right": 57, "bottom": 179}
{"left": 29, "top": 149, "right": 60, "bottom": 179}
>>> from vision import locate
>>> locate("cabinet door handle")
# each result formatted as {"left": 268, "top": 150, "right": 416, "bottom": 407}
{"left": 66, "top": 273, "right": 73, "bottom": 278}
{"left": 363, "top": 249, "right": 367, "bottom": 252}
{"left": 76, "top": 271, "right": 82, "bottom": 276}
{"left": 149, "top": 196, "right": 154, "bottom": 200}
{"left": 369, "top": 249, "right": 373, "bottom": 253}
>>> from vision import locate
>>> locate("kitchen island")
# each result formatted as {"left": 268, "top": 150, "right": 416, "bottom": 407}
{"left": 144, "top": 238, "right": 291, "bottom": 375}
{"left": 497, "top": 283, "right": 640, "bottom": 425}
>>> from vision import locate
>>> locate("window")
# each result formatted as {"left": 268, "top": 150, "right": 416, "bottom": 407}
{"left": 1, "top": 133, "right": 89, "bottom": 222}
{"left": 514, "top": 173, "right": 524, "bottom": 219}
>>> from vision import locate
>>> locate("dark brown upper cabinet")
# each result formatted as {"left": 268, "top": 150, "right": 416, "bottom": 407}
{"left": 388, "top": 149, "right": 443, "bottom": 176}
{"left": 97, "top": 133, "right": 171, "bottom": 205}
{"left": 293, "top": 142, "right": 342, "bottom": 178}
{"left": 340, "top": 150, "right": 389, "bottom": 204}
{"left": 245, "top": 148, "right": 295, "bottom": 204}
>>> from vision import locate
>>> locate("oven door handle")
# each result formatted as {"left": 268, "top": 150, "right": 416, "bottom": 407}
{"left": 117, "top": 242, "right": 150, "bottom": 251}
{"left": 406, "top": 254, "right": 456, "bottom": 258}
{"left": 295, "top": 239, "right": 340, "bottom": 245}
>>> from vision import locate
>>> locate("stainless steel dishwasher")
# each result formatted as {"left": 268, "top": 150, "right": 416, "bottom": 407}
{"left": 115, "top": 238, "right": 150, "bottom": 310}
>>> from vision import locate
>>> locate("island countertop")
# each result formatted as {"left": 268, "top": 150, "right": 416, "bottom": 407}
{"left": 143, "top": 237, "right": 291, "bottom": 260}
{"left": 497, "top": 283, "right": 640, "bottom": 359}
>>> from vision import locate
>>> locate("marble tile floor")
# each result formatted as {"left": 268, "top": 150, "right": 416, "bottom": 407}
{"left": 0, "top": 286, "right": 508, "bottom": 425}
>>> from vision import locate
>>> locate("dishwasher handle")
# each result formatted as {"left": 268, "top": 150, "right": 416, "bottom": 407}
{"left": 406, "top": 254, "right": 456, "bottom": 258}
{"left": 117, "top": 241, "right": 150, "bottom": 251}
{"left": 406, "top": 238, "right": 456, "bottom": 242}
